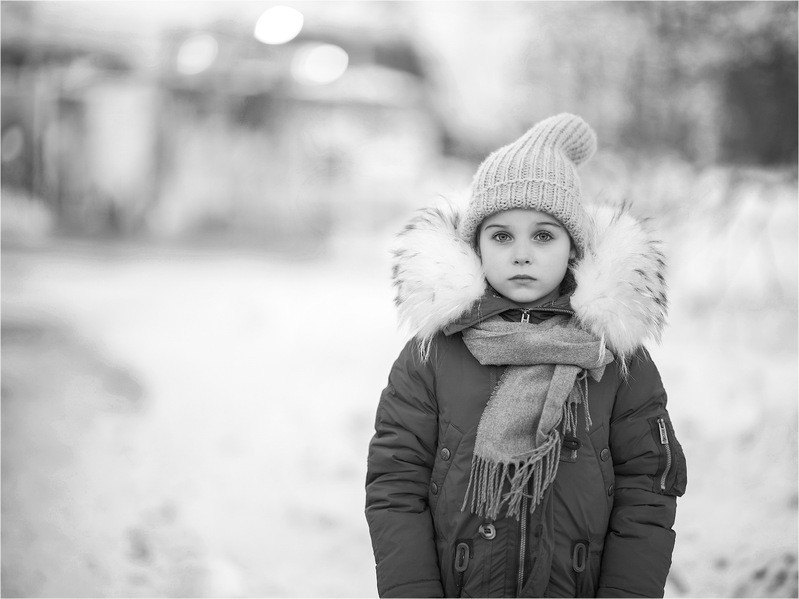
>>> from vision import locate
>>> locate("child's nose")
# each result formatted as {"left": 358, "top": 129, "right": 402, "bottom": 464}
{"left": 513, "top": 240, "right": 535, "bottom": 265}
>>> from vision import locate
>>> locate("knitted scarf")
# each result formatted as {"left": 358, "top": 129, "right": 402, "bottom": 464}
{"left": 460, "top": 314, "right": 613, "bottom": 520}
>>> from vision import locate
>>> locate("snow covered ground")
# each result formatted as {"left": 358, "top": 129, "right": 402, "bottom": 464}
{"left": 2, "top": 189, "right": 797, "bottom": 597}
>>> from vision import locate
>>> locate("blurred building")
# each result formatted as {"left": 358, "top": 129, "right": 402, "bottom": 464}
{"left": 1, "top": 2, "right": 442, "bottom": 241}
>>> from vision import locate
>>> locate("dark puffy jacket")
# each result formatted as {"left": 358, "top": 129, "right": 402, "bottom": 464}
{"left": 366, "top": 296, "right": 686, "bottom": 598}
{"left": 366, "top": 204, "right": 687, "bottom": 598}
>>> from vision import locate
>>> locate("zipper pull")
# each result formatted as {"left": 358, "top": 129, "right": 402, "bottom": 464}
{"left": 521, "top": 310, "right": 530, "bottom": 323}
{"left": 657, "top": 418, "right": 669, "bottom": 445}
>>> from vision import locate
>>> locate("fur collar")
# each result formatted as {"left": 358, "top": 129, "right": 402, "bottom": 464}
{"left": 391, "top": 198, "right": 668, "bottom": 364}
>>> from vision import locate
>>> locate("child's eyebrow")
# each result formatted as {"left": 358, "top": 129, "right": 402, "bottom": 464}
{"left": 484, "top": 220, "right": 563, "bottom": 229}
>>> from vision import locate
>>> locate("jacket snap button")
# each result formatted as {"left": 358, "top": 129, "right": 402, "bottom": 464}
{"left": 607, "top": 484, "right": 614, "bottom": 496}
{"left": 600, "top": 448, "right": 610, "bottom": 462}
{"left": 431, "top": 482, "right": 439, "bottom": 495}
{"left": 478, "top": 523, "right": 496, "bottom": 540}
{"left": 440, "top": 448, "right": 451, "bottom": 461}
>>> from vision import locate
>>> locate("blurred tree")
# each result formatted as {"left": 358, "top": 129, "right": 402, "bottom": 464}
{"left": 638, "top": 0, "right": 797, "bottom": 165}
{"left": 504, "top": 1, "right": 797, "bottom": 166}
{"left": 711, "top": 2, "right": 798, "bottom": 165}
{"left": 620, "top": 1, "right": 796, "bottom": 165}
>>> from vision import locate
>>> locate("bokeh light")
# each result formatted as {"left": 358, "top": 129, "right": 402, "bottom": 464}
{"left": 175, "top": 33, "right": 218, "bottom": 75}
{"left": 291, "top": 43, "right": 349, "bottom": 85}
{"left": 254, "top": 6, "right": 304, "bottom": 45}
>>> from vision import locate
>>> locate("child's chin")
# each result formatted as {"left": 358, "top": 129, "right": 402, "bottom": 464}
{"left": 506, "top": 292, "right": 545, "bottom": 304}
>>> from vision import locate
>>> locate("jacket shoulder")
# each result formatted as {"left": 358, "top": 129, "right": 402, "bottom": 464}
{"left": 612, "top": 347, "right": 667, "bottom": 416}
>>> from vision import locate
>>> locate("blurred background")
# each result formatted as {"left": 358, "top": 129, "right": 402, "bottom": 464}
{"left": 1, "top": 1, "right": 797, "bottom": 597}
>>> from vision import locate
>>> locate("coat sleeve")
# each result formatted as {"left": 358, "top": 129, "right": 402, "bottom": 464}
{"left": 365, "top": 338, "right": 444, "bottom": 598}
{"left": 596, "top": 348, "right": 687, "bottom": 598}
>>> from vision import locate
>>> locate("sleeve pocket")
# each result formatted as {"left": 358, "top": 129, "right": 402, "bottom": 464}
{"left": 648, "top": 415, "right": 687, "bottom": 496}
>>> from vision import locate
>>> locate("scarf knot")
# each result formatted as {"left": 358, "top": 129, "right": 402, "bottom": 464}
{"left": 461, "top": 314, "right": 613, "bottom": 520}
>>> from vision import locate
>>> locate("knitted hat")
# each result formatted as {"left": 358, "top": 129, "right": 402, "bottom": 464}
{"left": 460, "top": 113, "right": 597, "bottom": 256}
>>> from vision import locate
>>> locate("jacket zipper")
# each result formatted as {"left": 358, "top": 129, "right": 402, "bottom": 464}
{"left": 517, "top": 311, "right": 529, "bottom": 594}
{"left": 517, "top": 306, "right": 563, "bottom": 595}
{"left": 511, "top": 311, "right": 533, "bottom": 596}
{"left": 517, "top": 495, "right": 528, "bottom": 595}
{"left": 657, "top": 417, "right": 672, "bottom": 492}
{"left": 538, "top": 307, "right": 574, "bottom": 315}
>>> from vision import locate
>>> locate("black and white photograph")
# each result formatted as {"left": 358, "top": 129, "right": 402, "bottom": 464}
{"left": 1, "top": 1, "right": 797, "bottom": 597}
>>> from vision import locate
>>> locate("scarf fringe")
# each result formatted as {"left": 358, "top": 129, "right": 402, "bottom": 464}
{"left": 564, "top": 373, "right": 592, "bottom": 434}
{"left": 461, "top": 429, "right": 562, "bottom": 520}
{"left": 461, "top": 381, "right": 592, "bottom": 520}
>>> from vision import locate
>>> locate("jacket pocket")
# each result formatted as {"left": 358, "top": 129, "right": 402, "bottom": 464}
{"left": 648, "top": 415, "right": 687, "bottom": 496}
{"left": 429, "top": 421, "right": 465, "bottom": 517}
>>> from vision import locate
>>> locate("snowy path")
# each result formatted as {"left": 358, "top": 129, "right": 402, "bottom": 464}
{"left": 3, "top": 241, "right": 404, "bottom": 597}
{"left": 2, "top": 214, "right": 797, "bottom": 597}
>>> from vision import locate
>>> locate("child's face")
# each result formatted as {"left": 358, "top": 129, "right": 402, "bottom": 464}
{"left": 478, "top": 209, "right": 575, "bottom": 307}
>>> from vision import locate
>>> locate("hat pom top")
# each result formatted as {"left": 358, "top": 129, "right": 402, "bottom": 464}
{"left": 528, "top": 113, "right": 597, "bottom": 166}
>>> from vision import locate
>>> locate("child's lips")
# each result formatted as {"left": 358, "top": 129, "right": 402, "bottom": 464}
{"left": 509, "top": 275, "right": 536, "bottom": 282}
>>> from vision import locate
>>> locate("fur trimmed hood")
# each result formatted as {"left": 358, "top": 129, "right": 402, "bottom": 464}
{"left": 391, "top": 198, "right": 668, "bottom": 364}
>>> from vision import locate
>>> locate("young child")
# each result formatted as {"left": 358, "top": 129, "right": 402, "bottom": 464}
{"left": 365, "top": 113, "right": 687, "bottom": 598}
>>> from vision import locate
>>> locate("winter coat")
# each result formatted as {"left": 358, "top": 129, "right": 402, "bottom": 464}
{"left": 365, "top": 203, "right": 687, "bottom": 598}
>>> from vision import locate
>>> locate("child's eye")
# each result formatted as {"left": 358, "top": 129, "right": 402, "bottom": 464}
{"left": 534, "top": 231, "right": 554, "bottom": 242}
{"left": 492, "top": 232, "right": 512, "bottom": 243}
